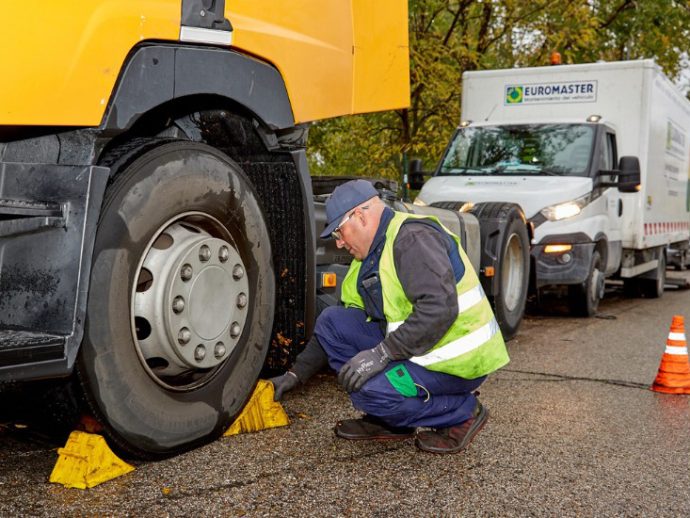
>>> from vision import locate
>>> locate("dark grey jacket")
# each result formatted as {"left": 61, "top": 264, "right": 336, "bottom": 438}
{"left": 290, "top": 218, "right": 461, "bottom": 381}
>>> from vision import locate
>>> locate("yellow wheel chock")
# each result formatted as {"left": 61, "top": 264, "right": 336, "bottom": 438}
{"left": 49, "top": 430, "right": 135, "bottom": 489}
{"left": 224, "top": 379, "right": 290, "bottom": 436}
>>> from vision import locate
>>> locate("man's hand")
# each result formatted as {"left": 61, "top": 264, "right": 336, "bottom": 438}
{"left": 338, "top": 343, "right": 390, "bottom": 392}
{"left": 269, "top": 371, "right": 300, "bottom": 401}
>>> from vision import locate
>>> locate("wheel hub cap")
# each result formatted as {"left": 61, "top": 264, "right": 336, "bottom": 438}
{"left": 133, "top": 221, "right": 249, "bottom": 381}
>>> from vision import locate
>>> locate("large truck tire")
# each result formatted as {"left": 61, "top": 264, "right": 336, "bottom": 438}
{"left": 78, "top": 141, "right": 274, "bottom": 458}
{"left": 568, "top": 250, "right": 604, "bottom": 316}
{"left": 471, "top": 203, "right": 529, "bottom": 341}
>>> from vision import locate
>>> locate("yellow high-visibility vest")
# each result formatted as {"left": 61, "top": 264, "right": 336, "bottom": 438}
{"left": 341, "top": 212, "right": 509, "bottom": 379}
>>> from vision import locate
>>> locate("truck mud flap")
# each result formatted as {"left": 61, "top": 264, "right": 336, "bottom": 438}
{"left": 0, "top": 162, "right": 108, "bottom": 380}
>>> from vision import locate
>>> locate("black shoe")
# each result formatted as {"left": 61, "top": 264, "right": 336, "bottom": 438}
{"left": 415, "top": 401, "right": 489, "bottom": 454}
{"left": 334, "top": 415, "right": 415, "bottom": 441}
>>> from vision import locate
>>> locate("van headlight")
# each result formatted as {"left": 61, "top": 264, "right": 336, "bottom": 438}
{"left": 540, "top": 193, "right": 591, "bottom": 221}
{"left": 412, "top": 197, "right": 427, "bottom": 206}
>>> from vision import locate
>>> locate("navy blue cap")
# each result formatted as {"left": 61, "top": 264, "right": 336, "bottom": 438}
{"left": 320, "top": 180, "right": 378, "bottom": 239}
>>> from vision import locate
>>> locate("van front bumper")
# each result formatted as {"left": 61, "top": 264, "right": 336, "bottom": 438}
{"left": 532, "top": 240, "right": 595, "bottom": 288}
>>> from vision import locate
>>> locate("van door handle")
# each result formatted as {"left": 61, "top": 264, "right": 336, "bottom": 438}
{"left": 618, "top": 199, "right": 623, "bottom": 217}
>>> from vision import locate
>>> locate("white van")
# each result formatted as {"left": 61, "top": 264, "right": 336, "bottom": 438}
{"left": 413, "top": 59, "right": 690, "bottom": 325}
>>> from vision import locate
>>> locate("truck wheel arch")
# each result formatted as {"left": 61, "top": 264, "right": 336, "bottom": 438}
{"left": 101, "top": 44, "right": 295, "bottom": 135}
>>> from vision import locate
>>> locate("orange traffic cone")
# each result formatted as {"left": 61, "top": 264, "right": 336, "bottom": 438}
{"left": 651, "top": 315, "right": 690, "bottom": 394}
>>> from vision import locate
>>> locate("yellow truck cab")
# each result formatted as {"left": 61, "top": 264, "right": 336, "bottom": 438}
{"left": 0, "top": 0, "right": 409, "bottom": 457}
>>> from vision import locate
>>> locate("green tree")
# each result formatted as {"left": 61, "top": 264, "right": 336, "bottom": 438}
{"left": 308, "top": 0, "right": 690, "bottom": 185}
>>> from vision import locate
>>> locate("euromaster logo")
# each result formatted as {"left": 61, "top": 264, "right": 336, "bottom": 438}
{"left": 505, "top": 86, "right": 524, "bottom": 104}
{"left": 504, "top": 80, "right": 597, "bottom": 105}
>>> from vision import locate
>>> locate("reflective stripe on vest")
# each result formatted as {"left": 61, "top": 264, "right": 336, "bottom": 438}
{"left": 386, "top": 284, "right": 485, "bottom": 335}
{"left": 409, "top": 318, "right": 501, "bottom": 367}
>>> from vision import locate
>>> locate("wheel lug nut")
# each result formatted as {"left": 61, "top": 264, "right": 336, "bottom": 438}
{"left": 219, "top": 246, "right": 229, "bottom": 263}
{"left": 180, "top": 264, "right": 193, "bottom": 281}
{"left": 230, "top": 322, "right": 241, "bottom": 338}
{"left": 214, "top": 342, "right": 226, "bottom": 359}
{"left": 199, "top": 245, "right": 211, "bottom": 262}
{"left": 233, "top": 265, "right": 244, "bottom": 280}
{"left": 172, "top": 296, "right": 185, "bottom": 314}
{"left": 194, "top": 345, "right": 206, "bottom": 361}
{"left": 237, "top": 292, "right": 247, "bottom": 308}
{"left": 178, "top": 327, "right": 191, "bottom": 345}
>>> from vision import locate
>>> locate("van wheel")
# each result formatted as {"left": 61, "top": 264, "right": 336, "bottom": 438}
{"left": 78, "top": 141, "right": 274, "bottom": 458}
{"left": 568, "top": 250, "right": 604, "bottom": 317}
{"left": 640, "top": 253, "right": 666, "bottom": 298}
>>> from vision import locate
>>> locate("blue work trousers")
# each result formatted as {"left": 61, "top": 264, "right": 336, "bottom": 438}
{"left": 314, "top": 306, "right": 485, "bottom": 429}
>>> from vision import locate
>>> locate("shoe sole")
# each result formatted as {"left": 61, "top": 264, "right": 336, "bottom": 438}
{"left": 334, "top": 425, "right": 415, "bottom": 441}
{"left": 415, "top": 406, "right": 489, "bottom": 454}
{"left": 336, "top": 433, "right": 415, "bottom": 441}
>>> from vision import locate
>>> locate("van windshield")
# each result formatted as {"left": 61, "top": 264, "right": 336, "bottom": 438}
{"left": 438, "top": 124, "right": 595, "bottom": 177}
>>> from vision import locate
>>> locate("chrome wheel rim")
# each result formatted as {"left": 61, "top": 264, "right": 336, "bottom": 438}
{"left": 130, "top": 212, "right": 249, "bottom": 391}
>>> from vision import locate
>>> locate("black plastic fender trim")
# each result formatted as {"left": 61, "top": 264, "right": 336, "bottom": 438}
{"left": 102, "top": 44, "right": 294, "bottom": 133}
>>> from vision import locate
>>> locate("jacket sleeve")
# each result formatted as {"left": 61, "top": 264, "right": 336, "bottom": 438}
{"left": 380, "top": 223, "right": 459, "bottom": 359}
{"left": 290, "top": 335, "right": 329, "bottom": 382}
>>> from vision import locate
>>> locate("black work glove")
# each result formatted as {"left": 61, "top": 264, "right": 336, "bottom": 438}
{"left": 269, "top": 371, "right": 300, "bottom": 401}
{"left": 338, "top": 343, "right": 390, "bottom": 393}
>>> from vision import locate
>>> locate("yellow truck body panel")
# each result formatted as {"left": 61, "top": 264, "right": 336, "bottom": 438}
{"left": 0, "top": 1, "right": 180, "bottom": 126}
{"left": 0, "top": 0, "right": 409, "bottom": 126}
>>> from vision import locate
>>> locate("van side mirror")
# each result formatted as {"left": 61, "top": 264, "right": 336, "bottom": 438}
{"left": 617, "top": 156, "right": 641, "bottom": 193}
{"left": 408, "top": 159, "right": 428, "bottom": 191}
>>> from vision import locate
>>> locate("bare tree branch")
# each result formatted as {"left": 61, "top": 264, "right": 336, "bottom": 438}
{"left": 599, "top": 0, "right": 635, "bottom": 30}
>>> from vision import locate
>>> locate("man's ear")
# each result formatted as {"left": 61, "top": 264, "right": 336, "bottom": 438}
{"left": 357, "top": 207, "right": 369, "bottom": 227}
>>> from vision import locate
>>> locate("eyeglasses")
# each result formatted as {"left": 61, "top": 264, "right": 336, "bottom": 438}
{"left": 331, "top": 206, "right": 368, "bottom": 240}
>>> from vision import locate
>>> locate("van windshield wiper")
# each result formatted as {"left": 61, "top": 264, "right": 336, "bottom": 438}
{"left": 493, "top": 164, "right": 563, "bottom": 176}
{"left": 482, "top": 165, "right": 560, "bottom": 175}
{"left": 440, "top": 165, "right": 564, "bottom": 176}
{"left": 536, "top": 169, "right": 561, "bottom": 176}
{"left": 439, "top": 166, "right": 493, "bottom": 175}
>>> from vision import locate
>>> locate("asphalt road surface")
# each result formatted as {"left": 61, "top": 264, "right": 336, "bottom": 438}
{"left": 3, "top": 276, "right": 690, "bottom": 516}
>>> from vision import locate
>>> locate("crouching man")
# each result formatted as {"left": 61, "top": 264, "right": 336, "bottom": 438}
{"left": 270, "top": 180, "right": 509, "bottom": 453}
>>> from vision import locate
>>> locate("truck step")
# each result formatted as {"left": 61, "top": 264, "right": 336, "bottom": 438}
{"left": 0, "top": 330, "right": 65, "bottom": 366}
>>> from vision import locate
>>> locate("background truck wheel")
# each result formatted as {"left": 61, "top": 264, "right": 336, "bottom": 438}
{"left": 568, "top": 250, "right": 604, "bottom": 317}
{"left": 640, "top": 252, "right": 666, "bottom": 298}
{"left": 493, "top": 214, "right": 530, "bottom": 340}
{"left": 78, "top": 141, "right": 274, "bottom": 458}
{"left": 472, "top": 203, "right": 529, "bottom": 341}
